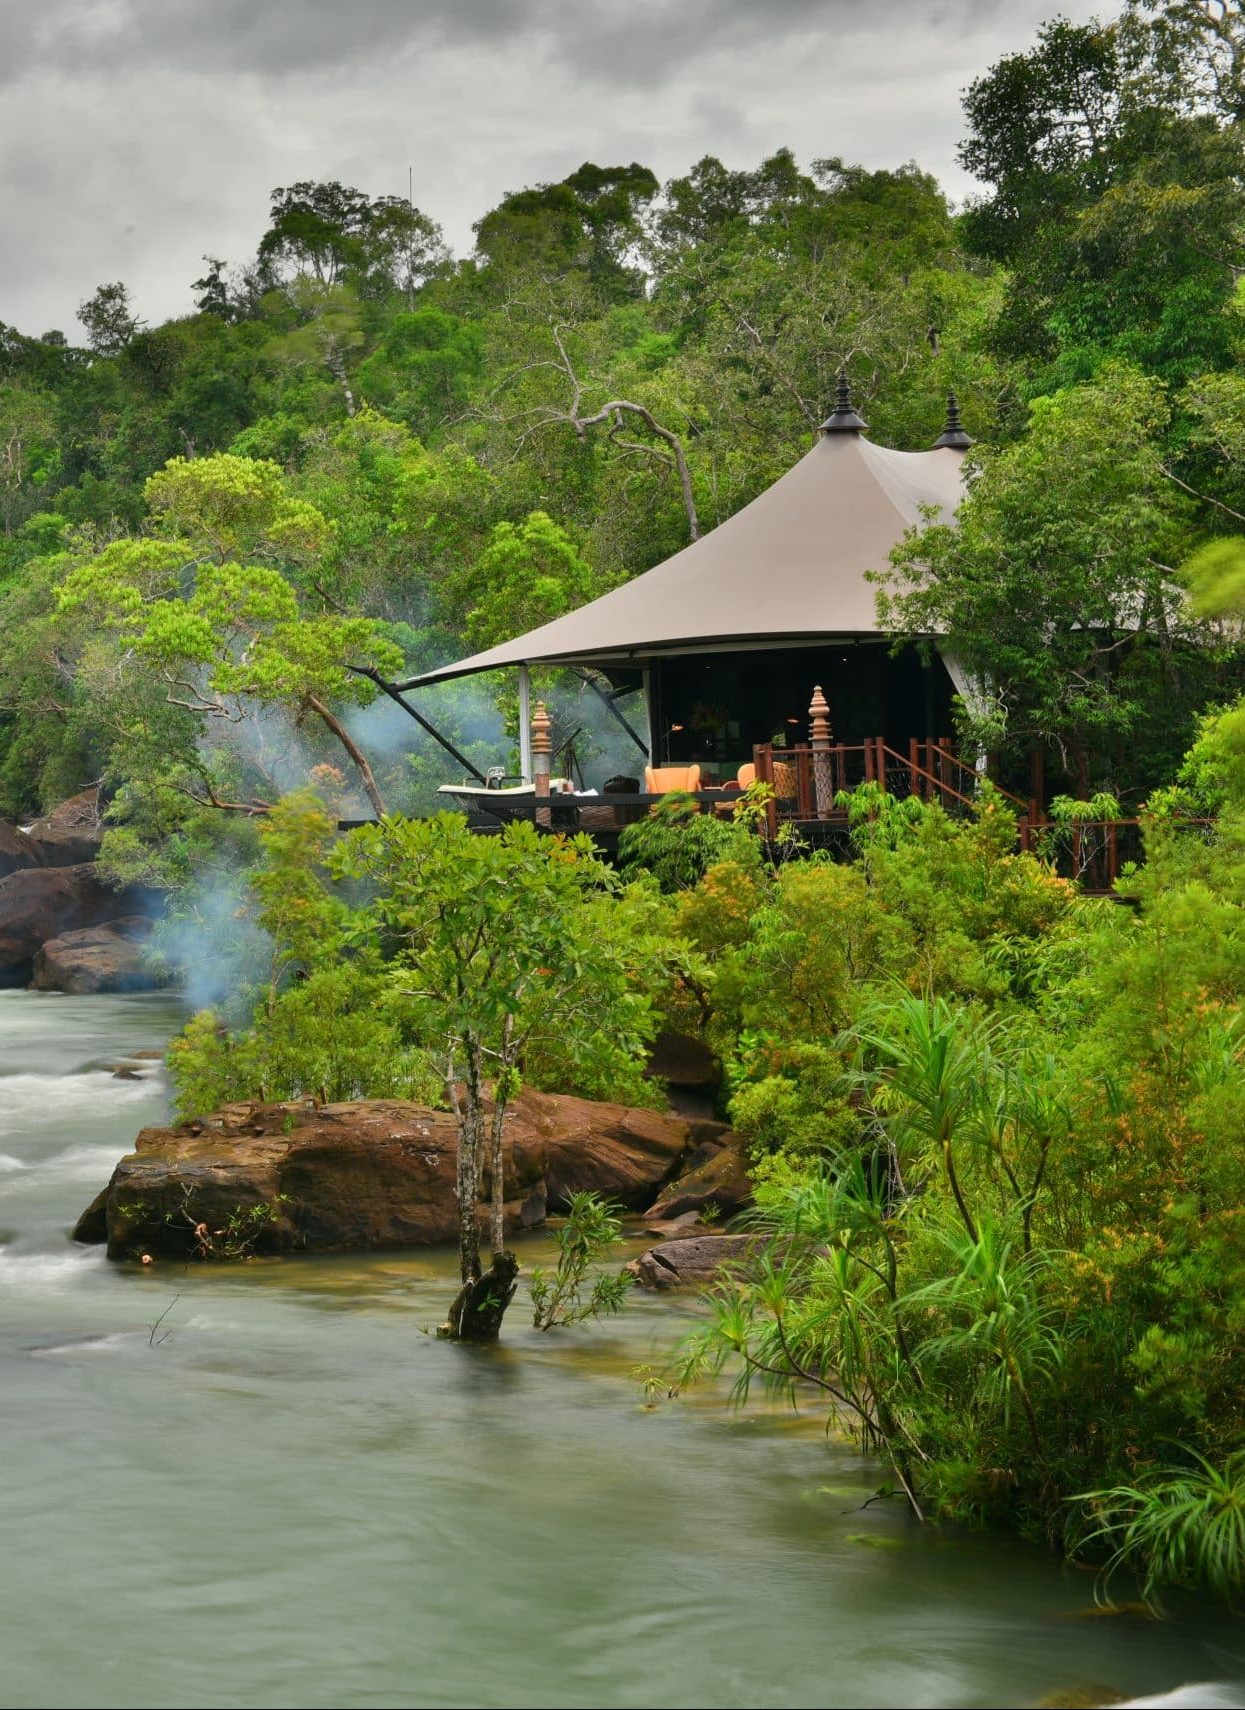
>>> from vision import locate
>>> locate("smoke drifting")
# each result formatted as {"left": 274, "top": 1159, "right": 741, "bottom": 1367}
{"left": 150, "top": 665, "right": 645, "bottom": 1009}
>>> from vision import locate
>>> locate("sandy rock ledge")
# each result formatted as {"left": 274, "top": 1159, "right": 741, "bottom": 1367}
{"left": 74, "top": 1089, "right": 734, "bottom": 1260}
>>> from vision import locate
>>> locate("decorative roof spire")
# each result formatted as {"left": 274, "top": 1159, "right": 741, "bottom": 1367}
{"left": 819, "top": 368, "right": 867, "bottom": 434}
{"left": 933, "top": 390, "right": 974, "bottom": 450}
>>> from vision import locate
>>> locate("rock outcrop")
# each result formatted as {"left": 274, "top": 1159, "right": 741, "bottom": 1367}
{"left": 0, "top": 787, "right": 161, "bottom": 986}
{"left": 22, "top": 786, "right": 105, "bottom": 868}
{"left": 30, "top": 917, "right": 160, "bottom": 994}
{"left": 74, "top": 1090, "right": 733, "bottom": 1260}
{"left": 0, "top": 820, "right": 42, "bottom": 880}
{"left": 0, "top": 865, "right": 150, "bottom": 985}
{"left": 627, "top": 1232, "right": 765, "bottom": 1290}
{"left": 642, "top": 1134, "right": 753, "bottom": 1223}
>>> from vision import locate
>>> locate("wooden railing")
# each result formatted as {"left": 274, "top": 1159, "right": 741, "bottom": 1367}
{"left": 754, "top": 738, "right": 1027, "bottom": 819}
{"left": 754, "top": 738, "right": 992, "bottom": 833}
{"left": 752, "top": 741, "right": 1212, "bottom": 893}
{"left": 1019, "top": 817, "right": 1210, "bottom": 892}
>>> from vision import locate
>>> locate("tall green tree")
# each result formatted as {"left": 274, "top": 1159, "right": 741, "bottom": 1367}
{"left": 879, "top": 363, "right": 1208, "bottom": 792}
{"left": 333, "top": 813, "right": 664, "bottom": 1339}
{"left": 959, "top": 9, "right": 1245, "bottom": 384}
{"left": 475, "top": 161, "right": 658, "bottom": 300}
{"left": 258, "top": 179, "right": 447, "bottom": 300}
{"left": 54, "top": 453, "right": 403, "bottom": 822}
{"left": 0, "top": 384, "right": 57, "bottom": 538}
{"left": 77, "top": 282, "right": 144, "bottom": 357}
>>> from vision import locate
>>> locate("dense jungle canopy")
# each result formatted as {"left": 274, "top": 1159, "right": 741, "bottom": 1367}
{"left": 2, "top": 0, "right": 1245, "bottom": 860}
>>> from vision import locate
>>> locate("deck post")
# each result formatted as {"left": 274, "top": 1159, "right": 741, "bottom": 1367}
{"left": 755, "top": 743, "right": 778, "bottom": 840}
{"left": 518, "top": 664, "right": 533, "bottom": 783}
{"left": 809, "top": 685, "right": 834, "bottom": 820}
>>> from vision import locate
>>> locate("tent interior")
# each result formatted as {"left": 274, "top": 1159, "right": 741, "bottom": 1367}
{"left": 646, "top": 640, "right": 955, "bottom": 775}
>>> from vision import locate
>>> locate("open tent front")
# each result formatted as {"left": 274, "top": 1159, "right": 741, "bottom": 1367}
{"left": 648, "top": 639, "right": 954, "bottom": 771}
{"left": 398, "top": 391, "right": 975, "bottom": 796}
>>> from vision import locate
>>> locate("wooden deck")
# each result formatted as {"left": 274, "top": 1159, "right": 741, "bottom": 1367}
{"left": 413, "top": 737, "right": 1211, "bottom": 896}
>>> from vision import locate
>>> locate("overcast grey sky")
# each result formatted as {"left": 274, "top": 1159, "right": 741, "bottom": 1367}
{"left": 2, "top": 0, "right": 1102, "bottom": 339}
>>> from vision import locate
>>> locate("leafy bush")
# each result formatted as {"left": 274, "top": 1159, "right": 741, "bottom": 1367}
{"left": 617, "top": 792, "right": 757, "bottom": 892}
{"left": 1080, "top": 1452, "right": 1245, "bottom": 1613}
{"left": 530, "top": 1193, "right": 632, "bottom": 1330}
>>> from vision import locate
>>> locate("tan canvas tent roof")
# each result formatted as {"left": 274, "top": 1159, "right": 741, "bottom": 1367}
{"left": 409, "top": 431, "right": 967, "bottom": 686}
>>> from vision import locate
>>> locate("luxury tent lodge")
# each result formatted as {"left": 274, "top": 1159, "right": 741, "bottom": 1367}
{"left": 386, "top": 378, "right": 1005, "bottom": 845}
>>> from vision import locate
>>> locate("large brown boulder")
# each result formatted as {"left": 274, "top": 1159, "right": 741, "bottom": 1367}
{"left": 0, "top": 820, "right": 43, "bottom": 880}
{"left": 73, "top": 1089, "right": 730, "bottom": 1261}
{"left": 23, "top": 786, "right": 104, "bottom": 867}
{"left": 0, "top": 864, "right": 149, "bottom": 984}
{"left": 31, "top": 917, "right": 159, "bottom": 994}
{"left": 643, "top": 1134, "right": 753, "bottom": 1223}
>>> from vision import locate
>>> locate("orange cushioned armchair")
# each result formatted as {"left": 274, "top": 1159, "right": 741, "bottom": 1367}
{"left": 644, "top": 764, "right": 701, "bottom": 794}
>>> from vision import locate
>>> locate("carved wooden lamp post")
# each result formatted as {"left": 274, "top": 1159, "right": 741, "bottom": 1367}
{"left": 810, "top": 684, "right": 834, "bottom": 820}
{"left": 532, "top": 700, "right": 552, "bottom": 826}
{"left": 531, "top": 701, "right": 553, "bottom": 794}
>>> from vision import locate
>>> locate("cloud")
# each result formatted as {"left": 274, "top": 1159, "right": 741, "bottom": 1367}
{"left": 0, "top": 0, "right": 965, "bottom": 86}
{"left": 0, "top": 0, "right": 1102, "bottom": 338}
{"left": 0, "top": 1, "right": 529, "bottom": 86}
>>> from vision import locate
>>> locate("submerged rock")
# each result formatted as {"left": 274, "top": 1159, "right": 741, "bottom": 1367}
{"left": 627, "top": 1232, "right": 765, "bottom": 1290}
{"left": 31, "top": 917, "right": 159, "bottom": 995}
{"left": 74, "top": 1090, "right": 732, "bottom": 1260}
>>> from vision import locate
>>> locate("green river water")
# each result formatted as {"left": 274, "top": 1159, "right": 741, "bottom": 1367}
{"left": 2, "top": 988, "right": 1244, "bottom": 1710}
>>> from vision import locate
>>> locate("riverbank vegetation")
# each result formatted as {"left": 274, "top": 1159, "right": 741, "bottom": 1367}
{"left": 658, "top": 778, "right": 1245, "bottom": 1603}
{"left": 3, "top": 0, "right": 1245, "bottom": 1605}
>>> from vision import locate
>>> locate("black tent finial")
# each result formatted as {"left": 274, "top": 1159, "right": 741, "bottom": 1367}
{"left": 820, "top": 368, "right": 867, "bottom": 434}
{"left": 933, "top": 390, "right": 974, "bottom": 450}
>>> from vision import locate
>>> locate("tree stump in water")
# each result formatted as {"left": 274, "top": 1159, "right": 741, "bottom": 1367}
{"left": 441, "top": 1252, "right": 520, "bottom": 1342}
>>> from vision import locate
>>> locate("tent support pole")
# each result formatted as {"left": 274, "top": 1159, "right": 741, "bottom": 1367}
{"left": 347, "top": 666, "right": 486, "bottom": 784}
{"left": 518, "top": 665, "right": 533, "bottom": 783}
{"left": 573, "top": 669, "right": 648, "bottom": 759}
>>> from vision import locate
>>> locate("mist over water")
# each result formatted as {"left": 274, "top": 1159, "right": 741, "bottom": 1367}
{"left": 2, "top": 988, "right": 1243, "bottom": 1710}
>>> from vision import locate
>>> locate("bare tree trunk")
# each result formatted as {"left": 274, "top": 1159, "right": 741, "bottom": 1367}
{"left": 457, "top": 1033, "right": 484, "bottom": 1284}
{"left": 304, "top": 693, "right": 387, "bottom": 816}
{"left": 443, "top": 1252, "right": 519, "bottom": 1342}
{"left": 488, "top": 1101, "right": 507, "bottom": 1257}
{"left": 537, "top": 327, "right": 699, "bottom": 541}
{"left": 327, "top": 344, "right": 357, "bottom": 417}
{"left": 488, "top": 1019, "right": 514, "bottom": 1259}
{"left": 441, "top": 1032, "right": 519, "bottom": 1340}
{"left": 577, "top": 398, "right": 700, "bottom": 541}
{"left": 1074, "top": 742, "right": 1090, "bottom": 801}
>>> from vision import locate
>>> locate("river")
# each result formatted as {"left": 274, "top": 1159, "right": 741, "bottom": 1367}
{"left": 2, "top": 988, "right": 1243, "bottom": 1710}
